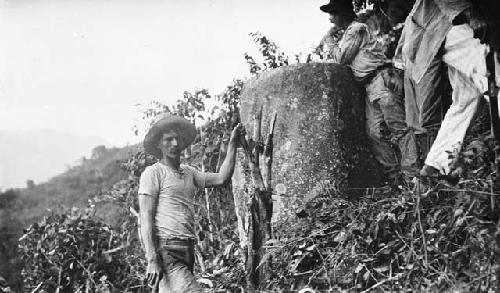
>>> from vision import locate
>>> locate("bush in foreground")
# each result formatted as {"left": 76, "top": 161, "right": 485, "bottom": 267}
{"left": 18, "top": 207, "right": 146, "bottom": 293}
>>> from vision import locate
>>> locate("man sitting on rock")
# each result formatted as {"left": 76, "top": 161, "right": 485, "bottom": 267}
{"left": 316, "top": 0, "right": 356, "bottom": 59}
{"left": 138, "top": 113, "right": 242, "bottom": 292}
{"left": 335, "top": 21, "right": 419, "bottom": 186}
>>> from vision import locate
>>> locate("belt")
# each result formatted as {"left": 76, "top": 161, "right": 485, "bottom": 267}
{"left": 157, "top": 238, "right": 195, "bottom": 271}
{"left": 362, "top": 63, "right": 393, "bottom": 85}
{"left": 158, "top": 238, "right": 195, "bottom": 247}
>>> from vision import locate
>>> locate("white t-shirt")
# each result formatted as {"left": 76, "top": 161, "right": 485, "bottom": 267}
{"left": 138, "top": 162, "right": 206, "bottom": 240}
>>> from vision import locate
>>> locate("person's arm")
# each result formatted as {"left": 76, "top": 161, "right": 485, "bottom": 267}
{"left": 317, "top": 27, "right": 343, "bottom": 59}
{"left": 137, "top": 167, "right": 163, "bottom": 288}
{"left": 139, "top": 193, "right": 163, "bottom": 288}
{"left": 334, "top": 22, "right": 368, "bottom": 66}
{"left": 393, "top": 24, "right": 406, "bottom": 70}
{"left": 317, "top": 27, "right": 336, "bottom": 52}
{"left": 204, "top": 123, "right": 242, "bottom": 187}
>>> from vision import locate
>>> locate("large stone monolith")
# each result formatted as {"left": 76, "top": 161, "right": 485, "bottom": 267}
{"left": 233, "top": 63, "right": 382, "bottom": 224}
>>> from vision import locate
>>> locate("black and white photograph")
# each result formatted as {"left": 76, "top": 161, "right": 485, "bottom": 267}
{"left": 1, "top": 0, "right": 500, "bottom": 292}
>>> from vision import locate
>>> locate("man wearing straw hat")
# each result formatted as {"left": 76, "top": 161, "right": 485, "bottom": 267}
{"left": 138, "top": 113, "right": 242, "bottom": 292}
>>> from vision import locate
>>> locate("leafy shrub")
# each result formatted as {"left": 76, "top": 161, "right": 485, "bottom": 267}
{"left": 252, "top": 183, "right": 500, "bottom": 292}
{"left": 231, "top": 130, "right": 500, "bottom": 292}
{"left": 18, "top": 207, "right": 147, "bottom": 293}
{"left": 14, "top": 23, "right": 500, "bottom": 292}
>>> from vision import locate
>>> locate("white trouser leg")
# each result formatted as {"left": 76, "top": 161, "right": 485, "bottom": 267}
{"left": 424, "top": 24, "right": 488, "bottom": 174}
{"left": 424, "top": 67, "right": 482, "bottom": 174}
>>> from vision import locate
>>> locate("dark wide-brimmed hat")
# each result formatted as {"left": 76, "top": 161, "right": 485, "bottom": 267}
{"left": 143, "top": 113, "right": 197, "bottom": 159}
{"left": 320, "top": 0, "right": 356, "bottom": 17}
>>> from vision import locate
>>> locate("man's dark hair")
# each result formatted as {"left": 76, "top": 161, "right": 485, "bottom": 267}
{"left": 470, "top": 0, "right": 500, "bottom": 54}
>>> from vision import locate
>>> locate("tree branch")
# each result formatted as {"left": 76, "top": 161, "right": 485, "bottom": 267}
{"left": 264, "top": 112, "right": 277, "bottom": 190}
{"left": 246, "top": 107, "right": 266, "bottom": 191}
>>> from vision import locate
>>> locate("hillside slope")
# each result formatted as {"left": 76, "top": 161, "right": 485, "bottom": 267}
{"left": 0, "top": 143, "right": 141, "bottom": 287}
{"left": 0, "top": 129, "right": 109, "bottom": 189}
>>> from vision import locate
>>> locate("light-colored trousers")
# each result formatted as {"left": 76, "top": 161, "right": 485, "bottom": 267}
{"left": 425, "top": 24, "right": 496, "bottom": 174}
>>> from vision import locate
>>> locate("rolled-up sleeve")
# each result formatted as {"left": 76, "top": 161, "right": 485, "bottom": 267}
{"left": 138, "top": 166, "right": 160, "bottom": 197}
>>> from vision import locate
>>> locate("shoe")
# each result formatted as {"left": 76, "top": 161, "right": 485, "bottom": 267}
{"left": 422, "top": 164, "right": 459, "bottom": 186}
{"left": 418, "top": 164, "right": 459, "bottom": 188}
{"left": 420, "top": 164, "right": 439, "bottom": 177}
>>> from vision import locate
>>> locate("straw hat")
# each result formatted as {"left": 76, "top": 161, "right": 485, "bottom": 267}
{"left": 143, "top": 113, "right": 197, "bottom": 159}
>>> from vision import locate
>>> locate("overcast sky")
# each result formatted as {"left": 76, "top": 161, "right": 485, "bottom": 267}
{"left": 0, "top": 0, "right": 328, "bottom": 147}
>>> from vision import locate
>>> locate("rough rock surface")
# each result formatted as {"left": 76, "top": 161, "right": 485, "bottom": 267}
{"left": 233, "top": 63, "right": 383, "bottom": 219}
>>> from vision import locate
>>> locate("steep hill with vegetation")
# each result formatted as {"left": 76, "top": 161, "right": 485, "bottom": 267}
{"left": 0, "top": 144, "right": 139, "bottom": 289}
{"left": 2, "top": 1, "right": 500, "bottom": 291}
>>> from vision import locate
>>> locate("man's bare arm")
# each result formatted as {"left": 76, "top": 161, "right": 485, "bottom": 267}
{"left": 139, "top": 193, "right": 157, "bottom": 261}
{"left": 205, "top": 123, "right": 242, "bottom": 187}
{"left": 138, "top": 193, "right": 163, "bottom": 287}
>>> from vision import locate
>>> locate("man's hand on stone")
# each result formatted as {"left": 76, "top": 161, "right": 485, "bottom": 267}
{"left": 146, "top": 259, "right": 163, "bottom": 289}
{"left": 230, "top": 123, "right": 244, "bottom": 144}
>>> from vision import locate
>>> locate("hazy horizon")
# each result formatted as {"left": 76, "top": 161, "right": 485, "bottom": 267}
{"left": 0, "top": 0, "right": 329, "bottom": 188}
{"left": 0, "top": 128, "right": 110, "bottom": 189}
{"left": 0, "top": 0, "right": 328, "bottom": 147}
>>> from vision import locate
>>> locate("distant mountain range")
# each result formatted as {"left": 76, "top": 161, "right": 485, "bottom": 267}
{"left": 0, "top": 129, "right": 110, "bottom": 189}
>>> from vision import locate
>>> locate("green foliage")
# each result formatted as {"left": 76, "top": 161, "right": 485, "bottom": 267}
{"left": 253, "top": 187, "right": 500, "bottom": 291}
{"left": 132, "top": 89, "right": 210, "bottom": 137}
{"left": 0, "top": 146, "right": 134, "bottom": 291}
{"left": 204, "top": 94, "right": 500, "bottom": 292}
{"left": 132, "top": 100, "right": 171, "bottom": 137}
{"left": 199, "top": 239, "right": 246, "bottom": 291}
{"left": 97, "top": 151, "right": 156, "bottom": 216}
{"left": 353, "top": 0, "right": 413, "bottom": 12}
{"left": 244, "top": 32, "right": 291, "bottom": 75}
{"left": 210, "top": 129, "right": 499, "bottom": 292}
{"left": 176, "top": 90, "right": 209, "bottom": 123}
{"left": 18, "top": 207, "right": 147, "bottom": 292}
{"left": 11, "top": 14, "right": 500, "bottom": 292}
{"left": 12, "top": 145, "right": 133, "bottom": 228}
